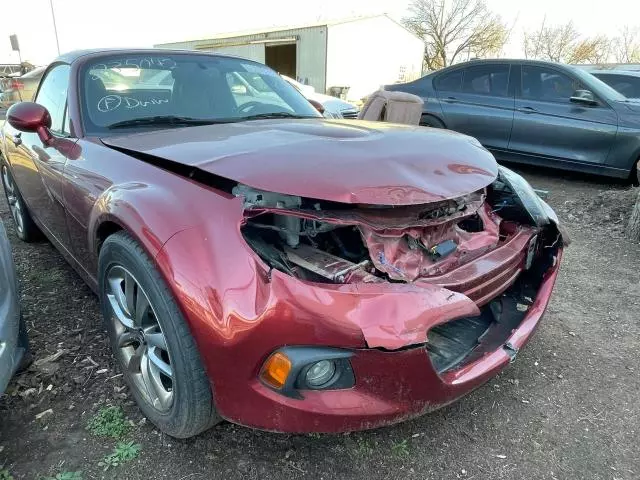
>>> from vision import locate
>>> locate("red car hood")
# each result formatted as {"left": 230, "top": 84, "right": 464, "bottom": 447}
{"left": 101, "top": 119, "right": 498, "bottom": 205}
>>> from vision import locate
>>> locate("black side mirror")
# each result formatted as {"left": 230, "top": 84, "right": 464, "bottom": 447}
{"left": 570, "top": 89, "right": 597, "bottom": 106}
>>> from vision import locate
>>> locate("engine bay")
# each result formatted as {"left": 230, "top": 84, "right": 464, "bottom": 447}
{"left": 236, "top": 179, "right": 561, "bottom": 295}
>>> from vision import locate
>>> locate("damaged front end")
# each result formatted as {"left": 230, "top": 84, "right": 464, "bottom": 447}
{"left": 235, "top": 166, "right": 565, "bottom": 374}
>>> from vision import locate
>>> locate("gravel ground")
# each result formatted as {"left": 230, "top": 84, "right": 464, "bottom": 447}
{"left": 0, "top": 166, "right": 639, "bottom": 480}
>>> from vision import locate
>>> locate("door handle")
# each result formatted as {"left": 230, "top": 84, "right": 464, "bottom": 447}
{"left": 517, "top": 106, "right": 538, "bottom": 114}
{"left": 443, "top": 96, "right": 458, "bottom": 103}
{"left": 11, "top": 132, "right": 22, "bottom": 146}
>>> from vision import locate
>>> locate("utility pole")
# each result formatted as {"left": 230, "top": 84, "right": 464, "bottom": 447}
{"left": 49, "top": 0, "right": 60, "bottom": 55}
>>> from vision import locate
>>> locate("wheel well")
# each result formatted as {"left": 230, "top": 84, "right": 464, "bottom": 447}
{"left": 420, "top": 113, "right": 446, "bottom": 128}
{"left": 96, "top": 221, "right": 123, "bottom": 254}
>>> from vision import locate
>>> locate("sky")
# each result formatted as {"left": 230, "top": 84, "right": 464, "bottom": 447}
{"left": 1, "top": 0, "right": 639, "bottom": 66}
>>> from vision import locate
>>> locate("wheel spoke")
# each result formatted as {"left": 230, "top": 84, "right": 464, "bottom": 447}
{"left": 117, "top": 330, "right": 138, "bottom": 348}
{"left": 141, "top": 350, "right": 173, "bottom": 410}
{"left": 127, "top": 344, "right": 145, "bottom": 374}
{"left": 124, "top": 272, "right": 136, "bottom": 319}
{"left": 148, "top": 347, "right": 172, "bottom": 378}
{"left": 145, "top": 331, "right": 167, "bottom": 351}
{"left": 135, "top": 289, "right": 150, "bottom": 326}
{"left": 107, "top": 292, "right": 134, "bottom": 330}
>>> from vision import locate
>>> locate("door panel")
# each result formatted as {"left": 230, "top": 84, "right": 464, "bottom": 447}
{"left": 7, "top": 64, "right": 73, "bottom": 247}
{"left": 435, "top": 64, "right": 515, "bottom": 149}
{"left": 509, "top": 65, "right": 618, "bottom": 165}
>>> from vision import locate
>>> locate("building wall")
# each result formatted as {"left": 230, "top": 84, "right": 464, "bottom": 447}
{"left": 325, "top": 16, "right": 424, "bottom": 101}
{"left": 155, "top": 26, "right": 328, "bottom": 92}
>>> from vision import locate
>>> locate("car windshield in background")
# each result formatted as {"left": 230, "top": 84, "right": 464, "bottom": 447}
{"left": 81, "top": 54, "right": 321, "bottom": 133}
{"left": 571, "top": 67, "right": 628, "bottom": 101}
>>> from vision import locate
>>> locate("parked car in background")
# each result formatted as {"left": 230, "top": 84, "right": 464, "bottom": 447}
{"left": 0, "top": 217, "right": 30, "bottom": 394}
{"left": 281, "top": 75, "right": 359, "bottom": 118}
{"left": 1, "top": 49, "right": 565, "bottom": 438}
{"left": 0, "top": 67, "right": 46, "bottom": 109}
{"left": 589, "top": 70, "right": 640, "bottom": 99}
{"left": 386, "top": 59, "right": 640, "bottom": 181}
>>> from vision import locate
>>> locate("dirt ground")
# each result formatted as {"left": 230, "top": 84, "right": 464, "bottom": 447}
{"left": 0, "top": 166, "right": 639, "bottom": 480}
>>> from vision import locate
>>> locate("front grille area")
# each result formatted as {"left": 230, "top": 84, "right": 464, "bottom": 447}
{"left": 341, "top": 109, "right": 359, "bottom": 119}
{"left": 425, "top": 229, "right": 533, "bottom": 307}
{"left": 426, "top": 256, "right": 543, "bottom": 374}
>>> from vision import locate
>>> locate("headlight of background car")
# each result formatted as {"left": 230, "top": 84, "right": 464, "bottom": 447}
{"left": 323, "top": 109, "right": 343, "bottom": 119}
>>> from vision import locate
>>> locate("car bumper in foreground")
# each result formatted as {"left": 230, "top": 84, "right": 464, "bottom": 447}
{"left": 225, "top": 252, "right": 561, "bottom": 433}
{"left": 158, "top": 215, "right": 563, "bottom": 433}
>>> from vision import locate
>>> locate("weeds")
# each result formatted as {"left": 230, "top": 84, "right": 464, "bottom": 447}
{"left": 43, "top": 472, "right": 82, "bottom": 480}
{"left": 98, "top": 441, "right": 141, "bottom": 471}
{"left": 391, "top": 438, "right": 410, "bottom": 457}
{"left": 86, "top": 406, "right": 130, "bottom": 439}
{"left": 355, "top": 437, "right": 374, "bottom": 457}
{"left": 0, "top": 469, "right": 14, "bottom": 480}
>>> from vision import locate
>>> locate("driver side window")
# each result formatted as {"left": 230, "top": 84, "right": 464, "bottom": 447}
{"left": 521, "top": 66, "right": 584, "bottom": 103}
{"left": 35, "top": 64, "right": 71, "bottom": 134}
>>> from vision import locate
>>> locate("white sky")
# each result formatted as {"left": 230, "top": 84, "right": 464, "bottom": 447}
{"left": 1, "top": 0, "right": 638, "bottom": 66}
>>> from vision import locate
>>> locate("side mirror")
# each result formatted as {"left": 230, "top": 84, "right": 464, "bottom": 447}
{"left": 7, "top": 102, "right": 53, "bottom": 145}
{"left": 308, "top": 99, "right": 325, "bottom": 114}
{"left": 570, "top": 89, "right": 597, "bottom": 106}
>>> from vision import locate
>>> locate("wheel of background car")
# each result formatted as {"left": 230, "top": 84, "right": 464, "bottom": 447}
{"left": 420, "top": 114, "right": 445, "bottom": 129}
{"left": 98, "top": 232, "right": 220, "bottom": 438}
{"left": 1, "top": 163, "right": 41, "bottom": 242}
{"left": 631, "top": 158, "right": 640, "bottom": 187}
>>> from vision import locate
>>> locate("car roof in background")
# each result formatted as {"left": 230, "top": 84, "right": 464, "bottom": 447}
{"left": 55, "top": 48, "right": 250, "bottom": 65}
{"left": 589, "top": 69, "right": 640, "bottom": 77}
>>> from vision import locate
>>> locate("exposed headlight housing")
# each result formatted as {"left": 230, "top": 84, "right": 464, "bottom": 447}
{"left": 496, "top": 166, "right": 549, "bottom": 226}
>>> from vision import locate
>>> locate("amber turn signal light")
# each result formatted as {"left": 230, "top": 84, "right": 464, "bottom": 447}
{"left": 261, "top": 352, "right": 292, "bottom": 389}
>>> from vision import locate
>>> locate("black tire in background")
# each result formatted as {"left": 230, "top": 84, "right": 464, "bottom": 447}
{"left": 98, "top": 232, "right": 220, "bottom": 438}
{"left": 420, "top": 114, "right": 446, "bottom": 129}
{"left": 1, "top": 162, "right": 41, "bottom": 242}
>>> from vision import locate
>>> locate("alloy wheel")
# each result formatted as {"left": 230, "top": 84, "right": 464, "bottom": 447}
{"left": 2, "top": 165, "right": 24, "bottom": 235}
{"left": 106, "top": 265, "right": 174, "bottom": 412}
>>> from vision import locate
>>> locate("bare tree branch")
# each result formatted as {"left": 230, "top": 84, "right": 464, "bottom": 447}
{"left": 403, "top": 0, "right": 509, "bottom": 70}
{"left": 614, "top": 26, "right": 640, "bottom": 63}
{"left": 523, "top": 21, "right": 611, "bottom": 64}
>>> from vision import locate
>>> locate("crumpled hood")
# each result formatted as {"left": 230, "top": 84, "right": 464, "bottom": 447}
{"left": 101, "top": 119, "right": 498, "bottom": 205}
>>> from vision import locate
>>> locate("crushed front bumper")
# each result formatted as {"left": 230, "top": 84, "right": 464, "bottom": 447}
{"left": 158, "top": 217, "right": 563, "bottom": 433}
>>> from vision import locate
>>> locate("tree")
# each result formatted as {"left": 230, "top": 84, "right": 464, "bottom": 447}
{"left": 523, "top": 21, "right": 611, "bottom": 64}
{"left": 403, "top": 0, "right": 509, "bottom": 71}
{"left": 613, "top": 26, "right": 640, "bottom": 63}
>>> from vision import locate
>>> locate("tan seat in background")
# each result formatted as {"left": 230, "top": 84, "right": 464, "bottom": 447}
{"left": 357, "top": 90, "right": 424, "bottom": 125}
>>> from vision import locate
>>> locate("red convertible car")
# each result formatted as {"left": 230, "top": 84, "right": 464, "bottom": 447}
{"left": 0, "top": 49, "right": 566, "bottom": 438}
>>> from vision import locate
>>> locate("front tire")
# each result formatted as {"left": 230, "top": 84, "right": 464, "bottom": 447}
{"left": 1, "top": 163, "right": 41, "bottom": 242}
{"left": 98, "top": 232, "right": 220, "bottom": 438}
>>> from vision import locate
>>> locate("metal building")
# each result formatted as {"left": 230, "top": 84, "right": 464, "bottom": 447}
{"left": 155, "top": 15, "right": 425, "bottom": 101}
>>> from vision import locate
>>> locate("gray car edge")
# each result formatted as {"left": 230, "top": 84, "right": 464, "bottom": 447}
{"left": 386, "top": 59, "right": 640, "bottom": 180}
{"left": 0, "top": 219, "right": 28, "bottom": 393}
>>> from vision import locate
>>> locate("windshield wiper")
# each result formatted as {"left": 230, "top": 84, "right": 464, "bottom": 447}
{"left": 107, "top": 116, "right": 227, "bottom": 129}
{"left": 241, "top": 112, "right": 319, "bottom": 121}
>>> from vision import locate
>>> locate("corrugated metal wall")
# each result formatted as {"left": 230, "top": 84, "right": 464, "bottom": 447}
{"left": 155, "top": 26, "right": 328, "bottom": 92}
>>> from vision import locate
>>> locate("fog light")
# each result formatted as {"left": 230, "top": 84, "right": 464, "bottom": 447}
{"left": 261, "top": 352, "right": 292, "bottom": 389}
{"left": 305, "top": 360, "right": 336, "bottom": 387}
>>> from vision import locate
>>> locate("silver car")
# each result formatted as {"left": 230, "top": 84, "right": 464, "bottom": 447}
{"left": 0, "top": 218, "right": 29, "bottom": 393}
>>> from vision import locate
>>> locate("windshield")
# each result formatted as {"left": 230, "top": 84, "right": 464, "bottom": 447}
{"left": 81, "top": 53, "right": 321, "bottom": 133}
{"left": 571, "top": 67, "right": 628, "bottom": 101}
